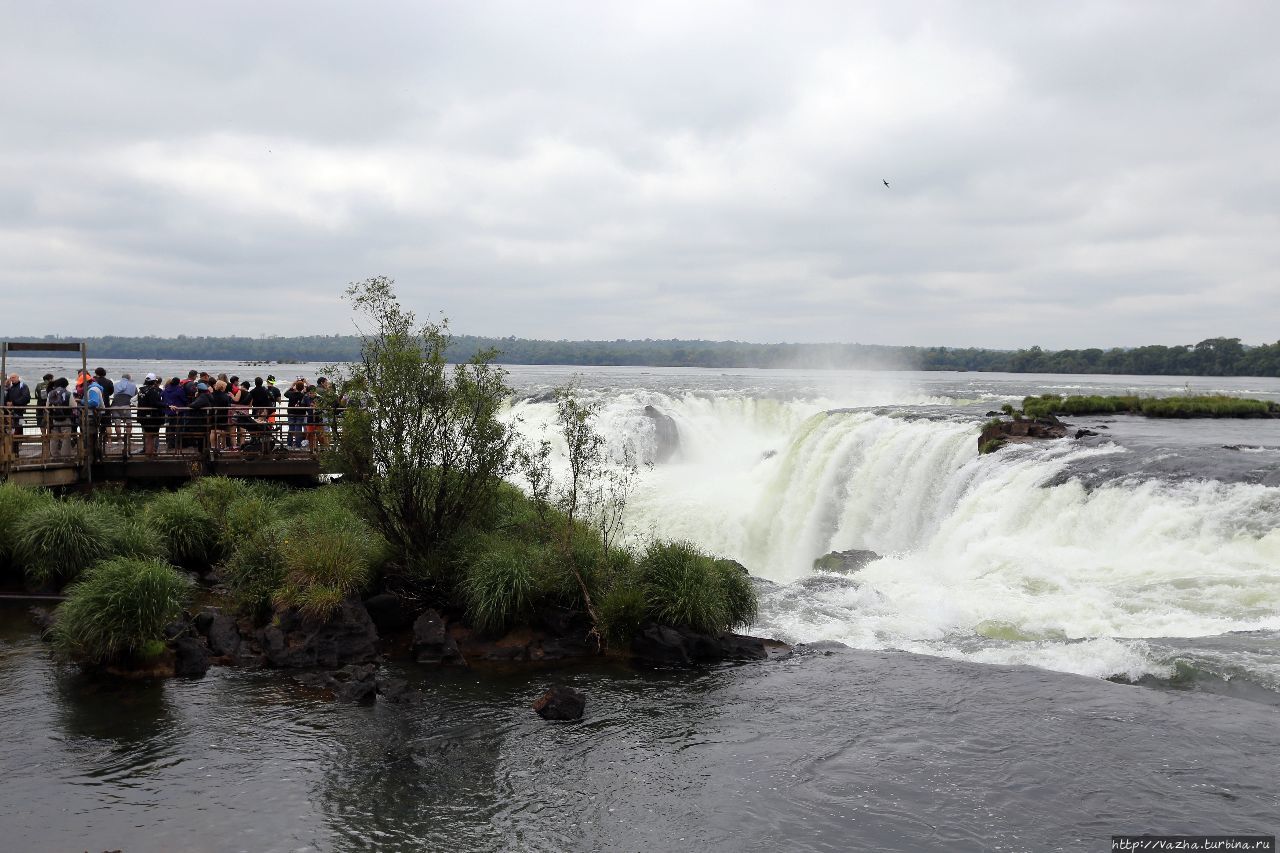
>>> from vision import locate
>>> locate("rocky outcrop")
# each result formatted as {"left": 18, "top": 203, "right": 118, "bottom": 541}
{"left": 630, "top": 623, "right": 769, "bottom": 666}
{"left": 533, "top": 686, "right": 586, "bottom": 721}
{"left": 412, "top": 609, "right": 467, "bottom": 666}
{"left": 258, "top": 598, "right": 379, "bottom": 669}
{"left": 296, "top": 663, "right": 379, "bottom": 704}
{"left": 195, "top": 609, "right": 243, "bottom": 659}
{"left": 364, "top": 592, "right": 418, "bottom": 634}
{"left": 172, "top": 637, "right": 211, "bottom": 678}
{"left": 979, "top": 417, "right": 1068, "bottom": 453}
{"left": 813, "top": 549, "right": 881, "bottom": 574}
{"left": 643, "top": 405, "right": 680, "bottom": 463}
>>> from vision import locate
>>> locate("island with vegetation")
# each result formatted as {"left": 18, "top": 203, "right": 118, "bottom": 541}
{"left": 977, "top": 392, "right": 1280, "bottom": 454}
{"left": 1, "top": 278, "right": 768, "bottom": 705}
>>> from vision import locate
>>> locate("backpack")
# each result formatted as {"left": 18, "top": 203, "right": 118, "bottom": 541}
{"left": 47, "top": 386, "right": 72, "bottom": 420}
{"left": 85, "top": 383, "right": 104, "bottom": 409}
{"left": 140, "top": 385, "right": 164, "bottom": 411}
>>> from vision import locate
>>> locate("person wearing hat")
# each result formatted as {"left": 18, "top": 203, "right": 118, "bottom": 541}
{"left": 3, "top": 373, "right": 31, "bottom": 456}
{"left": 136, "top": 374, "right": 165, "bottom": 457}
{"left": 186, "top": 381, "right": 213, "bottom": 452}
{"left": 265, "top": 374, "right": 282, "bottom": 424}
{"left": 34, "top": 372, "right": 55, "bottom": 440}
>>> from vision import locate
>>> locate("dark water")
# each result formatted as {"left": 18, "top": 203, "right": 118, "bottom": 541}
{"left": 1, "top": 609, "right": 1276, "bottom": 853}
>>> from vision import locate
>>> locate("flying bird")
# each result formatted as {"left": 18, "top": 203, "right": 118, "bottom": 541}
{"left": 883, "top": 179, "right": 890, "bottom": 188}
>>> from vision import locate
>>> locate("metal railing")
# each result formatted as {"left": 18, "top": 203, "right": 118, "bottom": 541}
{"left": 0, "top": 403, "right": 340, "bottom": 475}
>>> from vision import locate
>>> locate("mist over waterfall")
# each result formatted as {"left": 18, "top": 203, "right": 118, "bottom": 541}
{"left": 507, "top": 367, "right": 1280, "bottom": 686}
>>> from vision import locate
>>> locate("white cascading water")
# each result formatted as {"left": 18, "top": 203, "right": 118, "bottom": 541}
{"left": 509, "top": 388, "right": 1280, "bottom": 682}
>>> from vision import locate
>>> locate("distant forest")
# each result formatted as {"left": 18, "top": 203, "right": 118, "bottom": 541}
{"left": 7, "top": 334, "right": 1280, "bottom": 377}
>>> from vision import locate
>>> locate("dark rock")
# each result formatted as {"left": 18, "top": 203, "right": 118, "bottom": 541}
{"left": 203, "top": 612, "right": 242, "bottom": 658}
{"left": 642, "top": 405, "right": 680, "bottom": 463}
{"left": 761, "top": 449, "right": 777, "bottom": 461}
{"left": 375, "top": 676, "right": 408, "bottom": 699}
{"left": 537, "top": 605, "right": 592, "bottom": 638}
{"left": 631, "top": 624, "right": 692, "bottom": 665}
{"left": 334, "top": 663, "right": 378, "bottom": 704}
{"left": 259, "top": 598, "right": 379, "bottom": 669}
{"left": 172, "top": 637, "right": 211, "bottom": 678}
{"left": 533, "top": 686, "right": 586, "bottom": 721}
{"left": 985, "top": 410, "right": 1002, "bottom": 417}
{"left": 979, "top": 416, "right": 1067, "bottom": 453}
{"left": 631, "top": 622, "right": 770, "bottom": 665}
{"left": 538, "top": 635, "right": 596, "bottom": 660}
{"left": 363, "top": 592, "right": 418, "bottom": 634}
{"left": 412, "top": 609, "right": 466, "bottom": 667}
{"left": 27, "top": 606, "right": 55, "bottom": 634}
{"left": 812, "top": 549, "right": 880, "bottom": 574}
{"left": 1074, "top": 428, "right": 1100, "bottom": 439}
{"left": 193, "top": 609, "right": 215, "bottom": 636}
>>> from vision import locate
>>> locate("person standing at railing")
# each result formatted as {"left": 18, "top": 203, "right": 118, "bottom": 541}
{"left": 4, "top": 373, "right": 31, "bottom": 456}
{"left": 284, "top": 378, "right": 307, "bottom": 448}
{"left": 162, "top": 377, "right": 186, "bottom": 450}
{"left": 209, "top": 380, "right": 232, "bottom": 451}
{"left": 110, "top": 372, "right": 138, "bottom": 451}
{"left": 187, "top": 382, "right": 213, "bottom": 452}
{"left": 47, "top": 378, "right": 75, "bottom": 457}
{"left": 137, "top": 374, "right": 165, "bottom": 457}
{"left": 82, "top": 374, "right": 107, "bottom": 462}
{"left": 35, "top": 373, "right": 54, "bottom": 441}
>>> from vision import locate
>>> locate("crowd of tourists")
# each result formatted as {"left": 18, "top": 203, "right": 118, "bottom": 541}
{"left": 1, "top": 368, "right": 343, "bottom": 460}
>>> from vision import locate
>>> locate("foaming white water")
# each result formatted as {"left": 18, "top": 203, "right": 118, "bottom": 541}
{"left": 509, "top": 386, "right": 1280, "bottom": 681}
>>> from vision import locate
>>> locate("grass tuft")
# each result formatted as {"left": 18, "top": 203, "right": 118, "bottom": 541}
{"left": 52, "top": 557, "right": 191, "bottom": 664}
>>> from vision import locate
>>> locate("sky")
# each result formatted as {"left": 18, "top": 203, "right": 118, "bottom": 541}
{"left": 2, "top": 1, "right": 1277, "bottom": 348}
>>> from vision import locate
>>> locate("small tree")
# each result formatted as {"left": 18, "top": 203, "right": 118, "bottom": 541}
{"left": 332, "top": 276, "right": 518, "bottom": 579}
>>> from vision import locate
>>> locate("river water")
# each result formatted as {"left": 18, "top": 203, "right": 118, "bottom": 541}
{"left": 1, "top": 361, "right": 1277, "bottom": 850}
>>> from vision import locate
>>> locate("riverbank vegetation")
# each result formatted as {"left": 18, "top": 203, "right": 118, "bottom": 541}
{"left": 1019, "top": 394, "right": 1277, "bottom": 419}
{"left": 2, "top": 277, "right": 760, "bottom": 672}
{"left": 19, "top": 333, "right": 1280, "bottom": 377}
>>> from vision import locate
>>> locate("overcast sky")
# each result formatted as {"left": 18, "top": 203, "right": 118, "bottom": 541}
{"left": 2, "top": 2, "right": 1277, "bottom": 348}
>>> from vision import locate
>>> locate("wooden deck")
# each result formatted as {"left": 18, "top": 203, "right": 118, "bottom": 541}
{"left": 1, "top": 410, "right": 327, "bottom": 488}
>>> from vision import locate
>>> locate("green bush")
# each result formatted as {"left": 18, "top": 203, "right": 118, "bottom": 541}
{"left": 462, "top": 538, "right": 540, "bottom": 634}
{"left": 52, "top": 557, "right": 191, "bottom": 664}
{"left": 979, "top": 438, "right": 1006, "bottom": 455}
{"left": 0, "top": 483, "right": 54, "bottom": 571}
{"left": 1020, "top": 393, "right": 1267, "bottom": 419}
{"left": 220, "top": 526, "right": 285, "bottom": 619}
{"left": 597, "top": 580, "right": 646, "bottom": 645}
{"left": 13, "top": 501, "right": 124, "bottom": 585}
{"left": 272, "top": 522, "right": 380, "bottom": 621}
{"left": 142, "top": 491, "right": 222, "bottom": 569}
{"left": 639, "top": 540, "right": 754, "bottom": 635}
{"left": 713, "top": 559, "right": 758, "bottom": 628}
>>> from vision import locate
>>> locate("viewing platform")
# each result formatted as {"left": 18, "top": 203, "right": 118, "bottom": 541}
{"left": 1, "top": 341, "right": 328, "bottom": 488}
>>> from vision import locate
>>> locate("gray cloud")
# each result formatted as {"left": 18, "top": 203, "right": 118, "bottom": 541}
{"left": 2, "top": 1, "right": 1277, "bottom": 348}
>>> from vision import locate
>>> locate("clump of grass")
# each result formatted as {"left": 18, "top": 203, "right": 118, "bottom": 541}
{"left": 598, "top": 581, "right": 647, "bottom": 646}
{"left": 639, "top": 540, "right": 750, "bottom": 635}
{"left": 13, "top": 501, "right": 123, "bottom": 585}
{"left": 462, "top": 537, "right": 540, "bottom": 634}
{"left": 52, "top": 557, "right": 191, "bottom": 665}
{"left": 142, "top": 491, "right": 222, "bottom": 569}
{"left": 220, "top": 526, "right": 286, "bottom": 619}
{"left": 272, "top": 521, "right": 381, "bottom": 621}
{"left": 979, "top": 438, "right": 1007, "bottom": 455}
{"left": 713, "top": 558, "right": 758, "bottom": 628}
{"left": 0, "top": 482, "right": 55, "bottom": 572}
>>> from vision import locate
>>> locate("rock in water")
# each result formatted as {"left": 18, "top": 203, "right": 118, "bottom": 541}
{"left": 172, "top": 637, "right": 211, "bottom": 678}
{"left": 363, "top": 592, "right": 417, "bottom": 634}
{"left": 812, "top": 549, "right": 881, "bottom": 574}
{"left": 412, "top": 609, "right": 466, "bottom": 667}
{"left": 258, "top": 598, "right": 379, "bottom": 669}
{"left": 533, "top": 686, "right": 586, "bottom": 721}
{"left": 643, "top": 405, "right": 680, "bottom": 463}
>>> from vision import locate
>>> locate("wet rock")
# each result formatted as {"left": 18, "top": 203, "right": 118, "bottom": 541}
{"left": 533, "top": 686, "right": 586, "bottom": 721}
{"left": 363, "top": 592, "right": 417, "bottom": 634}
{"left": 412, "top": 609, "right": 466, "bottom": 667}
{"left": 761, "top": 450, "right": 777, "bottom": 461}
{"left": 630, "top": 623, "right": 770, "bottom": 666}
{"left": 979, "top": 417, "right": 1068, "bottom": 453}
{"left": 1074, "top": 428, "right": 1099, "bottom": 439}
{"left": 334, "top": 664, "right": 378, "bottom": 704}
{"left": 172, "top": 637, "right": 211, "bottom": 678}
{"left": 204, "top": 612, "right": 241, "bottom": 655}
{"left": 376, "top": 677, "right": 427, "bottom": 704}
{"left": 813, "top": 549, "right": 881, "bottom": 574}
{"left": 537, "top": 605, "right": 592, "bottom": 639}
{"left": 259, "top": 598, "right": 379, "bottom": 669}
{"left": 163, "top": 611, "right": 193, "bottom": 640}
{"left": 643, "top": 405, "right": 680, "bottom": 463}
